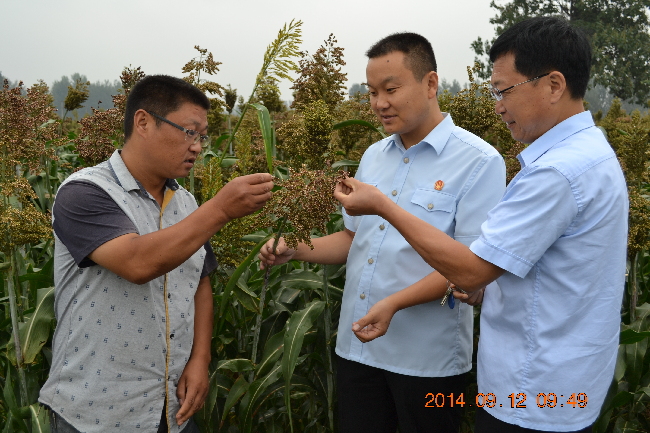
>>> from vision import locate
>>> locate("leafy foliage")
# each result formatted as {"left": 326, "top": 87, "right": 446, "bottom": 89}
{"left": 62, "top": 77, "right": 90, "bottom": 117}
{"left": 182, "top": 45, "right": 227, "bottom": 136}
{"left": 74, "top": 66, "right": 144, "bottom": 166}
{"left": 472, "top": 0, "right": 650, "bottom": 105}
{"left": 254, "top": 77, "right": 286, "bottom": 114}
{"left": 291, "top": 34, "right": 347, "bottom": 112}
{"left": 278, "top": 100, "right": 335, "bottom": 169}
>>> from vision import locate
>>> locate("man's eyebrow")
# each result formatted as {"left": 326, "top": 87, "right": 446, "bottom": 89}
{"left": 367, "top": 76, "right": 397, "bottom": 88}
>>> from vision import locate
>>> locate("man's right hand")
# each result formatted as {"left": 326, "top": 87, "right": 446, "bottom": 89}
{"left": 213, "top": 173, "right": 273, "bottom": 221}
{"left": 258, "top": 237, "right": 297, "bottom": 270}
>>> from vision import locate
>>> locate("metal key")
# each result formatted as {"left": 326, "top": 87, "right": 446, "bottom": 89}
{"left": 440, "top": 284, "right": 454, "bottom": 306}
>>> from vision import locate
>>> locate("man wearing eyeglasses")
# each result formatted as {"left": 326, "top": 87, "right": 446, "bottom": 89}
{"left": 338, "top": 17, "right": 627, "bottom": 433}
{"left": 39, "top": 75, "right": 273, "bottom": 433}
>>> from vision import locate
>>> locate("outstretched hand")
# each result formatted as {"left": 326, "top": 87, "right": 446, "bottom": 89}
{"left": 351, "top": 298, "right": 398, "bottom": 343}
{"left": 213, "top": 173, "right": 274, "bottom": 221}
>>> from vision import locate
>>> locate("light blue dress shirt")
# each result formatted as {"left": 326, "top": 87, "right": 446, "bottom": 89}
{"left": 470, "top": 111, "right": 628, "bottom": 431}
{"left": 338, "top": 114, "right": 506, "bottom": 376}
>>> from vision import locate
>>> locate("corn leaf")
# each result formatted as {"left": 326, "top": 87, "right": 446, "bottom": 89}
{"left": 282, "top": 300, "right": 325, "bottom": 432}
{"left": 279, "top": 270, "right": 323, "bottom": 290}
{"left": 217, "top": 358, "right": 255, "bottom": 373}
{"left": 7, "top": 286, "right": 55, "bottom": 365}
{"left": 331, "top": 159, "right": 360, "bottom": 169}
{"left": 620, "top": 329, "right": 650, "bottom": 344}
{"left": 239, "top": 363, "right": 282, "bottom": 432}
{"left": 623, "top": 304, "right": 650, "bottom": 389}
{"left": 233, "top": 280, "right": 260, "bottom": 313}
{"left": 219, "top": 235, "right": 272, "bottom": 317}
{"left": 614, "top": 417, "right": 644, "bottom": 432}
{"left": 199, "top": 370, "right": 231, "bottom": 427}
{"left": 256, "top": 330, "right": 285, "bottom": 377}
{"left": 29, "top": 403, "right": 49, "bottom": 433}
{"left": 221, "top": 375, "right": 249, "bottom": 422}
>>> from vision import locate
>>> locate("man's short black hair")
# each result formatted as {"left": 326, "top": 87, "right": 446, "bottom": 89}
{"left": 366, "top": 32, "right": 437, "bottom": 81}
{"left": 124, "top": 75, "right": 210, "bottom": 140}
{"left": 489, "top": 16, "right": 591, "bottom": 99}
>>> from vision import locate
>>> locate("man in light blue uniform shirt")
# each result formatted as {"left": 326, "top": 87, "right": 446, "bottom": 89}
{"left": 340, "top": 17, "right": 627, "bottom": 433}
{"left": 259, "top": 33, "right": 505, "bottom": 432}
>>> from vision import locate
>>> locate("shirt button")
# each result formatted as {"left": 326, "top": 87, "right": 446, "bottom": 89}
{"left": 427, "top": 203, "right": 434, "bottom": 210}
{"left": 391, "top": 190, "right": 397, "bottom": 196}
{"left": 379, "top": 224, "right": 385, "bottom": 230}
{"left": 403, "top": 157, "right": 409, "bottom": 163}
{"left": 368, "top": 258, "right": 374, "bottom": 264}
{"left": 360, "top": 293, "right": 366, "bottom": 300}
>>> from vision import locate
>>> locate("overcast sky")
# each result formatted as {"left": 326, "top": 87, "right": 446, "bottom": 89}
{"left": 1, "top": 0, "right": 496, "bottom": 101}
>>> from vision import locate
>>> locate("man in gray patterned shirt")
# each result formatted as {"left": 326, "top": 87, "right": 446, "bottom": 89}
{"left": 39, "top": 75, "right": 273, "bottom": 433}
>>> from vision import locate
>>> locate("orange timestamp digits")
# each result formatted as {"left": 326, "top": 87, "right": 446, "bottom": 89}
{"left": 425, "top": 392, "right": 588, "bottom": 408}
{"left": 424, "top": 393, "right": 467, "bottom": 407}
{"left": 535, "top": 393, "right": 588, "bottom": 408}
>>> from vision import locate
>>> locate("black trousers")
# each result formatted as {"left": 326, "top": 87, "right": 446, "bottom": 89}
{"left": 475, "top": 407, "right": 593, "bottom": 433}
{"left": 336, "top": 354, "right": 467, "bottom": 433}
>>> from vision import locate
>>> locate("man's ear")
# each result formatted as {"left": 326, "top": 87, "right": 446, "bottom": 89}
{"left": 548, "top": 71, "right": 567, "bottom": 103}
{"left": 132, "top": 109, "right": 152, "bottom": 139}
{"left": 426, "top": 71, "right": 439, "bottom": 99}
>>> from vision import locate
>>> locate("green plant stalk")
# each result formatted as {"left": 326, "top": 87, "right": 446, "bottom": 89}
{"left": 322, "top": 265, "right": 335, "bottom": 432}
{"left": 630, "top": 252, "right": 639, "bottom": 322}
{"left": 250, "top": 217, "right": 286, "bottom": 375}
{"left": 6, "top": 250, "right": 29, "bottom": 406}
{"left": 227, "top": 115, "right": 233, "bottom": 154}
{"left": 20, "top": 247, "right": 28, "bottom": 314}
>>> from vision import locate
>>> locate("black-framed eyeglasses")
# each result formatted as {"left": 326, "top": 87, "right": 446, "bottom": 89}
{"left": 145, "top": 110, "right": 210, "bottom": 147}
{"left": 488, "top": 73, "right": 550, "bottom": 101}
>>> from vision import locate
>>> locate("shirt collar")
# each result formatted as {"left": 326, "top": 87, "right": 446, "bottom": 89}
{"left": 517, "top": 111, "right": 595, "bottom": 168}
{"left": 108, "top": 150, "right": 180, "bottom": 194}
{"left": 382, "top": 112, "right": 455, "bottom": 154}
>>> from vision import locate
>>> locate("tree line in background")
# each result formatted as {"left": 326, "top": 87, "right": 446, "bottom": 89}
{"left": 472, "top": 0, "right": 650, "bottom": 107}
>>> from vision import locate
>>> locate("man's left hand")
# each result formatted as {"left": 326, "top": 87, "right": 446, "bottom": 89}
{"left": 452, "top": 286, "right": 485, "bottom": 306}
{"left": 351, "top": 298, "right": 398, "bottom": 343}
{"left": 175, "top": 357, "right": 210, "bottom": 425}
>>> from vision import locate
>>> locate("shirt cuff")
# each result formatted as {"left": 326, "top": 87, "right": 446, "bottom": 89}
{"left": 342, "top": 208, "right": 356, "bottom": 233}
{"left": 470, "top": 236, "right": 533, "bottom": 278}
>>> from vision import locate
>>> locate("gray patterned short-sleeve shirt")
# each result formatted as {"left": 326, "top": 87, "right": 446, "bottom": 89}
{"left": 40, "top": 150, "right": 208, "bottom": 432}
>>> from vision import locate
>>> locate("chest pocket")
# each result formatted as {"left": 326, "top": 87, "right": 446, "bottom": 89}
{"left": 410, "top": 188, "right": 457, "bottom": 223}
